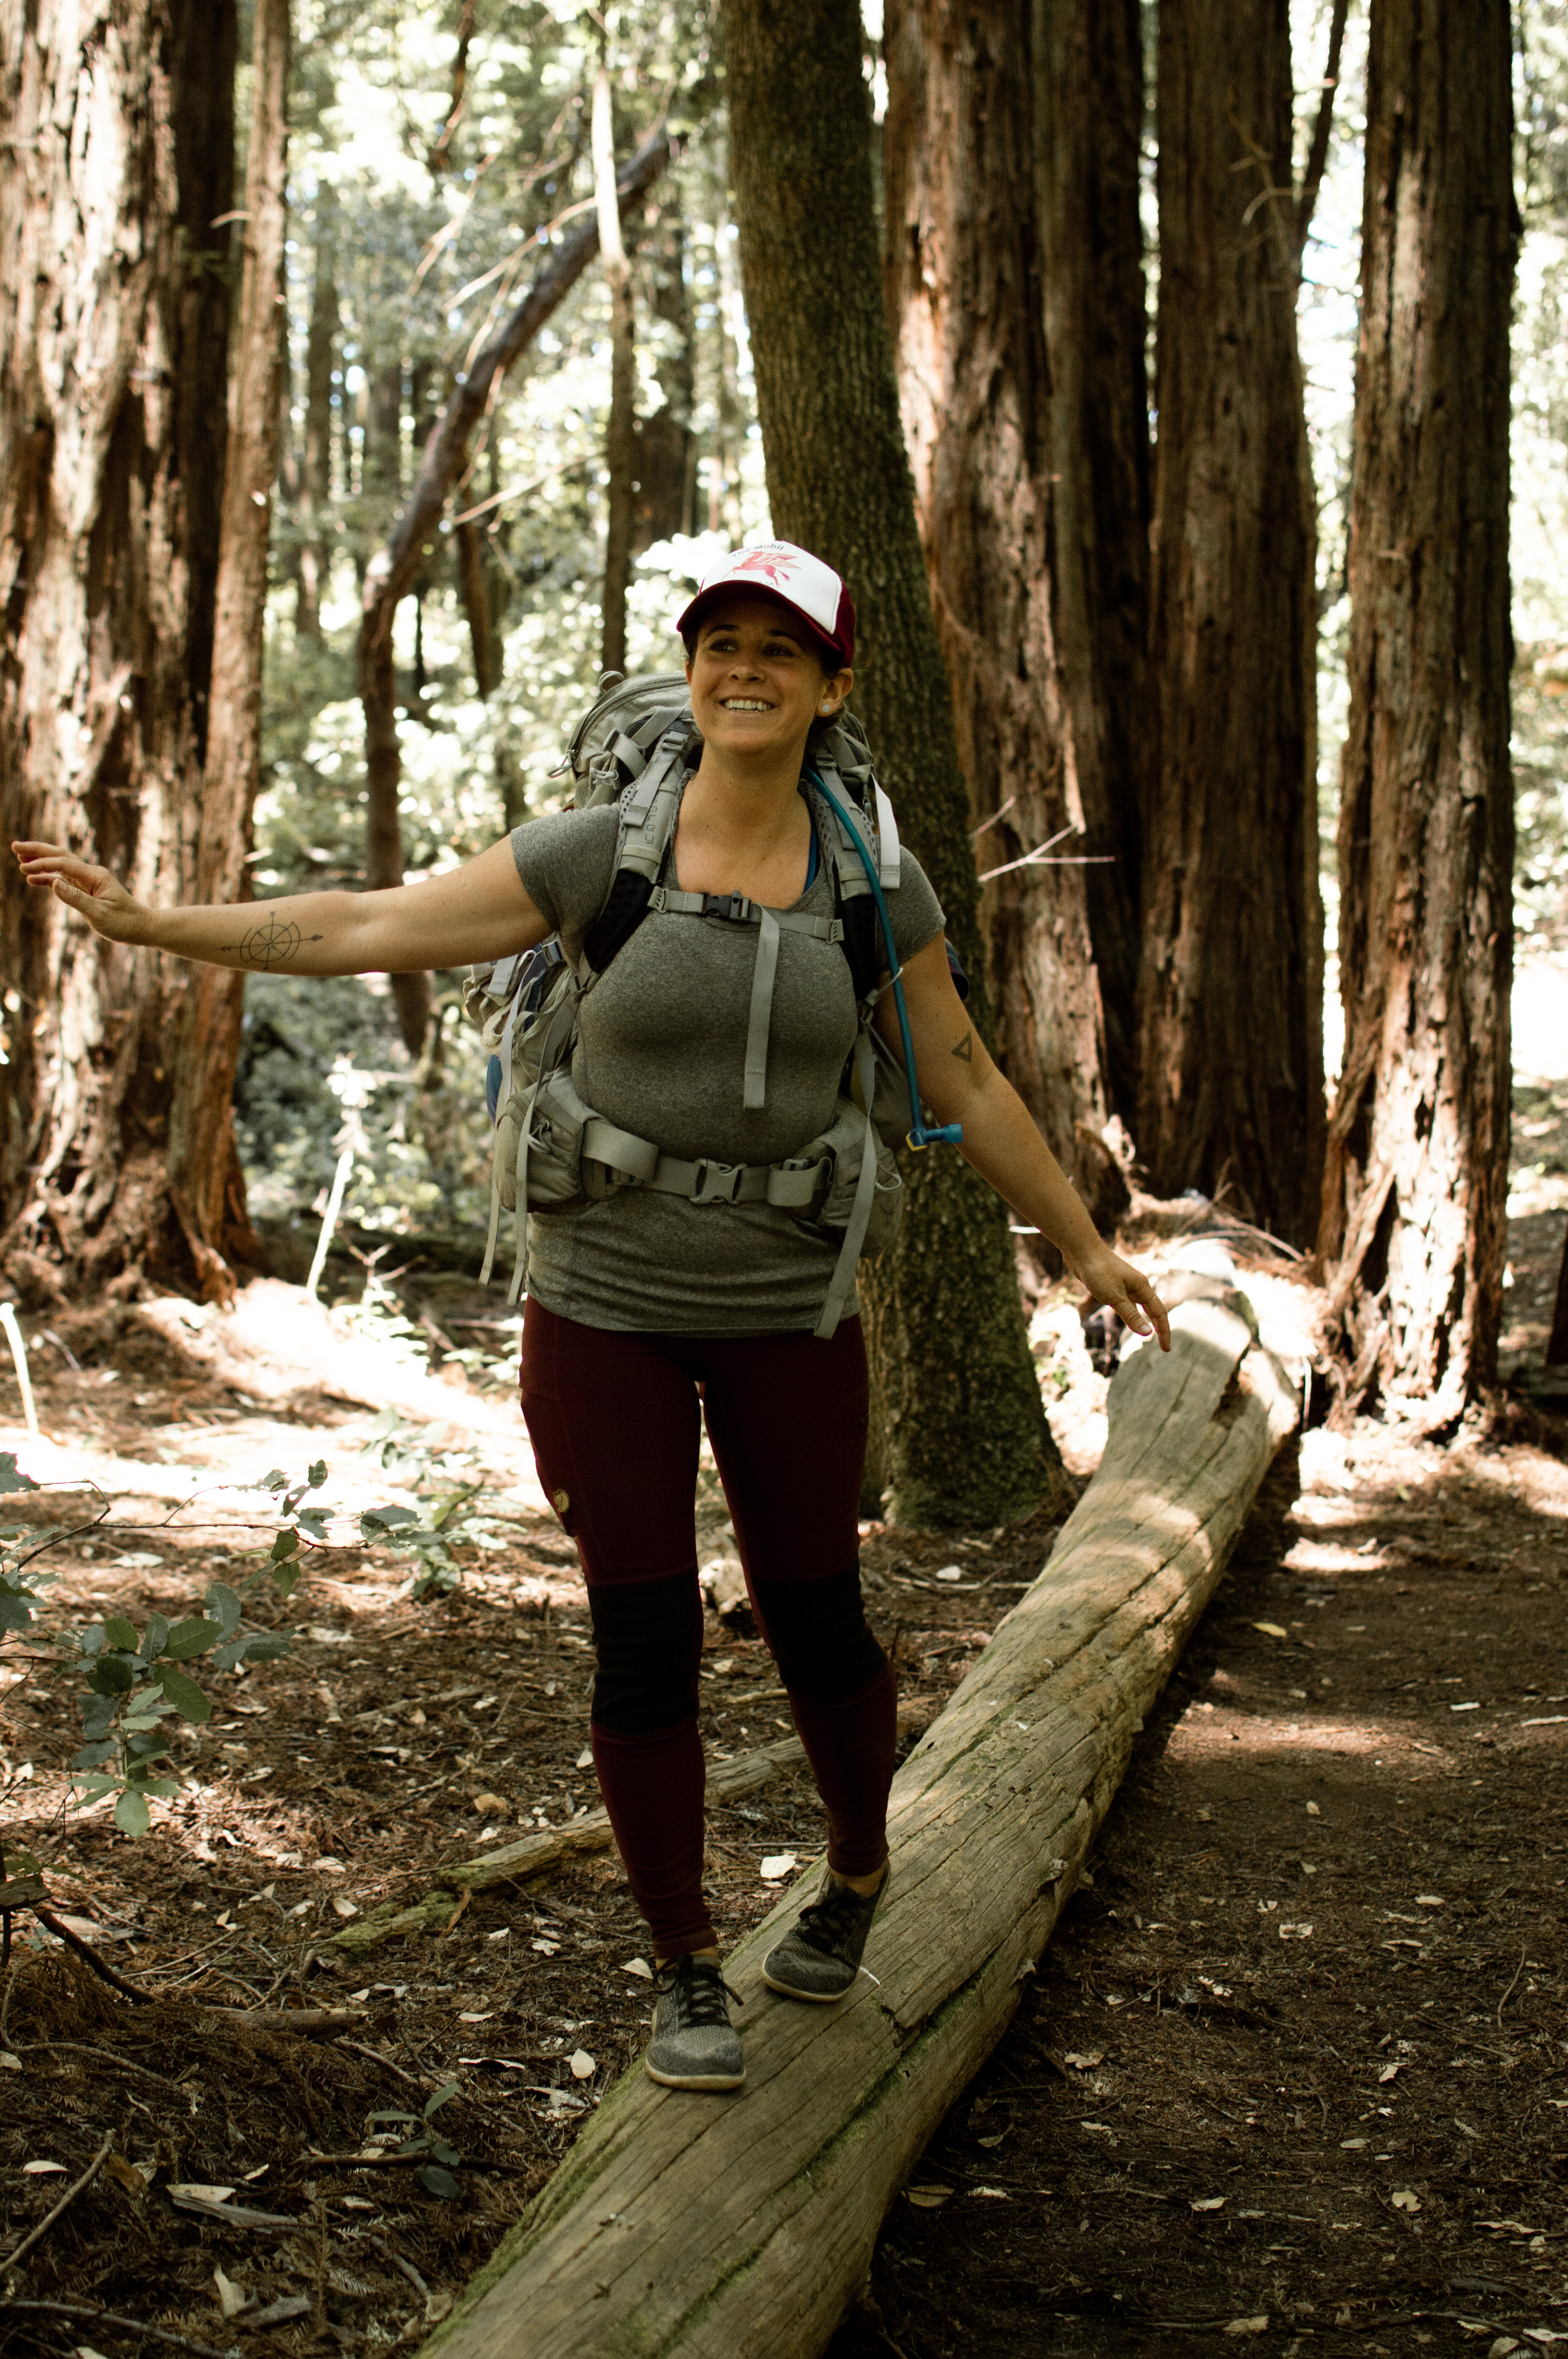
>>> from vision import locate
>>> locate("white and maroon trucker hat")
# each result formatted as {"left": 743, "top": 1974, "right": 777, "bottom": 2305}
{"left": 676, "top": 539, "right": 856, "bottom": 669}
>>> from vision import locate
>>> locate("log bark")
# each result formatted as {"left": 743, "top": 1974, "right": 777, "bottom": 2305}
{"left": 719, "top": 0, "right": 1066, "bottom": 1529}
{"left": 419, "top": 1291, "right": 1301, "bottom": 2359}
{"left": 1315, "top": 0, "right": 1516, "bottom": 1416}
{"left": 1138, "top": 0, "right": 1323, "bottom": 1245}
{"left": 354, "top": 129, "right": 670, "bottom": 1057}
{"left": 165, "top": 0, "right": 289, "bottom": 1302}
{"left": 0, "top": 0, "right": 240, "bottom": 1305}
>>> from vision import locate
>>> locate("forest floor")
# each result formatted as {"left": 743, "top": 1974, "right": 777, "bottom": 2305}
{"left": 1, "top": 1078, "right": 1566, "bottom": 2359}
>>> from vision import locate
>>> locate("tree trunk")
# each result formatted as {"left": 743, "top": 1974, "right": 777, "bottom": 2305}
{"left": 456, "top": 520, "right": 497, "bottom": 698}
{"left": 166, "top": 0, "right": 289, "bottom": 1299}
{"left": 1034, "top": 0, "right": 1151, "bottom": 1126}
{"left": 297, "top": 187, "right": 339, "bottom": 642}
{"left": 884, "top": 1, "right": 1114, "bottom": 1236}
{"left": 419, "top": 1290, "right": 1301, "bottom": 2359}
{"left": 1139, "top": 0, "right": 1323, "bottom": 1245}
{"left": 633, "top": 215, "right": 695, "bottom": 550}
{"left": 354, "top": 130, "right": 670, "bottom": 1062}
{"left": 1316, "top": 0, "right": 1515, "bottom": 1416}
{"left": 0, "top": 0, "right": 240, "bottom": 1305}
{"left": 593, "top": 62, "right": 636, "bottom": 681}
{"left": 720, "top": 0, "right": 1067, "bottom": 1528}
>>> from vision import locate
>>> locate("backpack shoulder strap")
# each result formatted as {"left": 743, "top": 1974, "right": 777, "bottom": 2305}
{"left": 580, "top": 714, "right": 698, "bottom": 978}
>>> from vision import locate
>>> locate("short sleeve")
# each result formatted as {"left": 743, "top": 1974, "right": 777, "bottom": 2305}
{"left": 885, "top": 848, "right": 945, "bottom": 967}
{"left": 509, "top": 805, "right": 619, "bottom": 946}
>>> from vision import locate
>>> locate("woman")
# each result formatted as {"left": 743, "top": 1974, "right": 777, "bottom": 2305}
{"left": 14, "top": 538, "right": 1169, "bottom": 2095}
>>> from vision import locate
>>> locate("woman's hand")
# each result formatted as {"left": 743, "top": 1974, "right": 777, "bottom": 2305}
{"left": 1067, "top": 1244, "right": 1172, "bottom": 1353}
{"left": 12, "top": 841, "right": 152, "bottom": 944}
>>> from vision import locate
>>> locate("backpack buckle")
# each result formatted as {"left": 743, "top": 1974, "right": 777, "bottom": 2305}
{"left": 701, "top": 891, "right": 753, "bottom": 923}
{"left": 691, "top": 1159, "right": 744, "bottom": 1204}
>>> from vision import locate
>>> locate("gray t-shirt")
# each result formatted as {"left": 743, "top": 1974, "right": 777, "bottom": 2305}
{"left": 508, "top": 785, "right": 944, "bottom": 1333}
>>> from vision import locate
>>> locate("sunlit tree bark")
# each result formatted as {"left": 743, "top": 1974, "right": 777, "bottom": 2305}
{"left": 1317, "top": 0, "right": 1515, "bottom": 1414}
{"left": 594, "top": 59, "right": 636, "bottom": 680}
{"left": 0, "top": 0, "right": 245, "bottom": 1302}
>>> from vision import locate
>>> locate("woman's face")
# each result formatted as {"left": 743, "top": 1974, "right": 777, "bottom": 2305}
{"left": 686, "top": 594, "right": 852, "bottom": 766}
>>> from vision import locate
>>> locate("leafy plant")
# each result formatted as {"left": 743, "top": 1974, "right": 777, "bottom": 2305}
{"left": 365, "top": 2079, "right": 465, "bottom": 2199}
{"left": 0, "top": 1451, "right": 328, "bottom": 1837}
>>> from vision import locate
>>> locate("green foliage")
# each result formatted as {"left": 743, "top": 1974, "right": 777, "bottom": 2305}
{"left": 367, "top": 2079, "right": 465, "bottom": 2199}
{"left": 0, "top": 1456, "right": 335, "bottom": 1838}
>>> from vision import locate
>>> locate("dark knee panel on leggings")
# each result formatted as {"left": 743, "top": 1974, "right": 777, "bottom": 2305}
{"left": 588, "top": 1570, "right": 703, "bottom": 1735}
{"left": 751, "top": 1563, "right": 886, "bottom": 1701}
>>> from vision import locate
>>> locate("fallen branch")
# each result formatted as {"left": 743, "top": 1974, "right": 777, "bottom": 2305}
{"left": 0, "top": 2302, "right": 228, "bottom": 2358}
{"left": 330, "top": 1736, "right": 809, "bottom": 1955}
{"left": 419, "top": 1288, "right": 1302, "bottom": 2359}
{"left": 0, "top": 2132, "right": 114, "bottom": 2280}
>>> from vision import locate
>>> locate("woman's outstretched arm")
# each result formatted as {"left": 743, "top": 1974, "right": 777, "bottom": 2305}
{"left": 10, "top": 837, "right": 551, "bottom": 975}
{"left": 879, "top": 933, "right": 1172, "bottom": 1350}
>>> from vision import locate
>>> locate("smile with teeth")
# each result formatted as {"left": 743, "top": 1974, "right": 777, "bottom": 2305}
{"left": 720, "top": 697, "right": 773, "bottom": 711}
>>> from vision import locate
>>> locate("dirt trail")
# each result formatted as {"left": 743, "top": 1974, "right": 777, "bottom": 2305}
{"left": 830, "top": 1414, "right": 1568, "bottom": 2359}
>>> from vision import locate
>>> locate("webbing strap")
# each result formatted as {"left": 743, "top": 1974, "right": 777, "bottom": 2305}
{"left": 743, "top": 907, "right": 780, "bottom": 1111}
{"left": 815, "top": 1031, "right": 881, "bottom": 1339}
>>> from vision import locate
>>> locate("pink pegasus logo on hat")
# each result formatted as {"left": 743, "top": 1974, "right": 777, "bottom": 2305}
{"left": 732, "top": 546, "right": 797, "bottom": 590}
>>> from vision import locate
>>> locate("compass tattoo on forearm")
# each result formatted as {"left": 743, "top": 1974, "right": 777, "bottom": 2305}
{"left": 221, "top": 916, "right": 325, "bottom": 971}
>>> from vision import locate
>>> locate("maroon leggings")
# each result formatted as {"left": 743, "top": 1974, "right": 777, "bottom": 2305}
{"left": 519, "top": 1295, "right": 896, "bottom": 1955}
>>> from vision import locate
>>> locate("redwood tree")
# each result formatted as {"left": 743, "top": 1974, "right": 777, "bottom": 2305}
{"left": 884, "top": 0, "right": 1150, "bottom": 1199}
{"left": 1139, "top": 0, "right": 1323, "bottom": 1243}
{"left": 1317, "top": 0, "right": 1515, "bottom": 1414}
{"left": 0, "top": 0, "right": 244, "bottom": 1303}
{"left": 719, "top": 0, "right": 1068, "bottom": 1527}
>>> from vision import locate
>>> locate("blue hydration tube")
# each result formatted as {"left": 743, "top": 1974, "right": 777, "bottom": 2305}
{"left": 806, "top": 769, "right": 962, "bottom": 1151}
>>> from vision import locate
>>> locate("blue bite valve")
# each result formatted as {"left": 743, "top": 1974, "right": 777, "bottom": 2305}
{"left": 908, "top": 1121, "right": 964, "bottom": 1150}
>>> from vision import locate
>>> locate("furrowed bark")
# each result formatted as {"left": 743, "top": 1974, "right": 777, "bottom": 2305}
{"left": 0, "top": 0, "right": 238, "bottom": 1304}
{"left": 166, "top": 0, "right": 290, "bottom": 1298}
{"left": 719, "top": 0, "right": 1065, "bottom": 1528}
{"left": 354, "top": 129, "right": 670, "bottom": 1055}
{"left": 1139, "top": 0, "right": 1323, "bottom": 1245}
{"left": 1316, "top": 0, "right": 1515, "bottom": 1414}
{"left": 885, "top": 0, "right": 1112, "bottom": 1210}
{"left": 1034, "top": 0, "right": 1151, "bottom": 1125}
{"left": 417, "top": 1292, "right": 1301, "bottom": 2359}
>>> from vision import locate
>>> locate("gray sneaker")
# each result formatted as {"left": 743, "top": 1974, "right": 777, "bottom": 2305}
{"left": 644, "top": 1954, "right": 745, "bottom": 2091}
{"left": 762, "top": 1865, "right": 889, "bottom": 2003}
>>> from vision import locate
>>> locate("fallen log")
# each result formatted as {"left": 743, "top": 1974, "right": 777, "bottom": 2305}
{"left": 421, "top": 1287, "right": 1301, "bottom": 2359}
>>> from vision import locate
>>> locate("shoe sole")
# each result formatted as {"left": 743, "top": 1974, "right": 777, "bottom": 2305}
{"left": 644, "top": 2057, "right": 746, "bottom": 2091}
{"left": 761, "top": 1965, "right": 853, "bottom": 2004}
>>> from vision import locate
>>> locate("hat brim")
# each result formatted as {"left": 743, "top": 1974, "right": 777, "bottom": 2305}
{"left": 676, "top": 582, "right": 849, "bottom": 671}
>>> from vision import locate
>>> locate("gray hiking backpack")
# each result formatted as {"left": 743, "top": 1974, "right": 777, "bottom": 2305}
{"left": 464, "top": 674, "right": 927, "bottom": 1336}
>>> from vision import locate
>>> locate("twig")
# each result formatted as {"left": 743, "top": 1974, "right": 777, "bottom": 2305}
{"left": 11, "top": 2042, "right": 186, "bottom": 2094}
{"left": 0, "top": 2300, "right": 228, "bottom": 2357}
{"left": 33, "top": 1907, "right": 154, "bottom": 2001}
{"left": 341, "top": 2041, "right": 430, "bottom": 2093}
{"left": 368, "top": 2236, "right": 430, "bottom": 2302}
{"left": 1, "top": 2131, "right": 114, "bottom": 2279}
{"left": 34, "top": 1908, "right": 153, "bottom": 2003}
{"left": 1498, "top": 1943, "right": 1528, "bottom": 2024}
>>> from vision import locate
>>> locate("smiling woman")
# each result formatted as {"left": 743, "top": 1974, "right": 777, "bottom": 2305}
{"left": 11, "top": 534, "right": 1169, "bottom": 2105}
